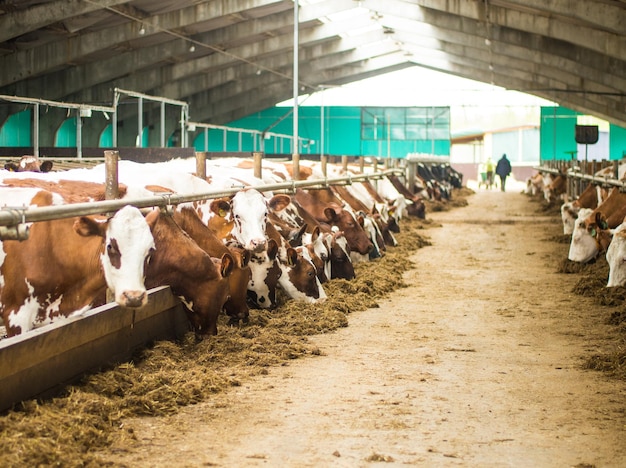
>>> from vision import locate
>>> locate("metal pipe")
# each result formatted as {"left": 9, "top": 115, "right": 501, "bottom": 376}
{"left": 0, "top": 169, "right": 404, "bottom": 227}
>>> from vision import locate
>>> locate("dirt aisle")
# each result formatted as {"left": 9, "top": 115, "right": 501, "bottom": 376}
{"left": 107, "top": 190, "right": 626, "bottom": 467}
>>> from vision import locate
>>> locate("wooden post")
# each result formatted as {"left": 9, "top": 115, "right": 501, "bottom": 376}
{"left": 341, "top": 155, "right": 348, "bottom": 173}
{"left": 359, "top": 156, "right": 364, "bottom": 173}
{"left": 321, "top": 154, "right": 328, "bottom": 178}
{"left": 195, "top": 151, "right": 207, "bottom": 179}
{"left": 104, "top": 150, "right": 119, "bottom": 200}
{"left": 253, "top": 151, "right": 263, "bottom": 180}
{"left": 292, "top": 153, "right": 300, "bottom": 181}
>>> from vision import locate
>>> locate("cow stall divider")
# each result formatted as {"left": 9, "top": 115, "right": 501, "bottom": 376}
{"left": 535, "top": 158, "right": 624, "bottom": 201}
{"left": 0, "top": 156, "right": 404, "bottom": 412}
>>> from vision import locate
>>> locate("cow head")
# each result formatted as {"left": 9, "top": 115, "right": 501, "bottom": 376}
{"left": 568, "top": 209, "right": 607, "bottom": 263}
{"left": 323, "top": 203, "right": 373, "bottom": 256}
{"left": 247, "top": 239, "right": 281, "bottom": 309}
{"left": 230, "top": 189, "right": 270, "bottom": 252}
{"left": 223, "top": 246, "right": 252, "bottom": 325}
{"left": 74, "top": 206, "right": 158, "bottom": 309}
{"left": 606, "top": 224, "right": 626, "bottom": 287}
{"left": 325, "top": 229, "right": 355, "bottom": 280}
{"left": 278, "top": 246, "right": 327, "bottom": 304}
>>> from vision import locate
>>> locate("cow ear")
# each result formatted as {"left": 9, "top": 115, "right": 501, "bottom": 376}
{"left": 268, "top": 194, "right": 291, "bottom": 212}
{"left": 311, "top": 225, "right": 320, "bottom": 240}
{"left": 323, "top": 206, "right": 339, "bottom": 222}
{"left": 286, "top": 247, "right": 298, "bottom": 266}
{"left": 357, "top": 214, "right": 365, "bottom": 227}
{"left": 220, "top": 253, "right": 234, "bottom": 278}
{"left": 144, "top": 208, "right": 160, "bottom": 230}
{"left": 267, "top": 239, "right": 279, "bottom": 260}
{"left": 74, "top": 216, "right": 107, "bottom": 238}
{"left": 210, "top": 198, "right": 231, "bottom": 217}
{"left": 40, "top": 161, "right": 53, "bottom": 173}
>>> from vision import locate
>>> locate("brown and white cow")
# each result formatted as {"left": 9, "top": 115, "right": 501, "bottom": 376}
{"left": 143, "top": 211, "right": 234, "bottom": 337}
{"left": 4, "top": 155, "right": 54, "bottom": 173}
{"left": 560, "top": 183, "right": 609, "bottom": 235}
{"left": 0, "top": 188, "right": 157, "bottom": 337}
{"left": 293, "top": 188, "right": 374, "bottom": 258}
{"left": 568, "top": 188, "right": 626, "bottom": 263}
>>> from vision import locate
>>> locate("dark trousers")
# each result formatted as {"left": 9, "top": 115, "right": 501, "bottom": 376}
{"left": 498, "top": 175, "right": 507, "bottom": 191}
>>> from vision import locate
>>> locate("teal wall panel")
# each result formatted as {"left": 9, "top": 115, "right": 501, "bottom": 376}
{"left": 55, "top": 118, "right": 76, "bottom": 147}
{"left": 610, "top": 124, "right": 626, "bottom": 160}
{"left": 202, "top": 106, "right": 451, "bottom": 158}
{"left": 540, "top": 107, "right": 577, "bottom": 161}
{"left": 541, "top": 106, "right": 626, "bottom": 161}
{"left": 0, "top": 109, "right": 32, "bottom": 146}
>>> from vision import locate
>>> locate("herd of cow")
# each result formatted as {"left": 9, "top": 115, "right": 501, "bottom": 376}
{"left": 0, "top": 155, "right": 462, "bottom": 340}
{"left": 526, "top": 161, "right": 626, "bottom": 287}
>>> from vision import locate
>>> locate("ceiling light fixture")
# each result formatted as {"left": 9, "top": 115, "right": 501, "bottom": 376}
{"left": 138, "top": 26, "right": 146, "bottom": 35}
{"left": 189, "top": 45, "right": 195, "bottom": 52}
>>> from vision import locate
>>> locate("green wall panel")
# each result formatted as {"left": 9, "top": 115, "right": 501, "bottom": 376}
{"left": 212, "top": 106, "right": 450, "bottom": 158}
{"left": 540, "top": 107, "right": 578, "bottom": 161}
{"left": 610, "top": 124, "right": 626, "bottom": 160}
{"left": 0, "top": 109, "right": 32, "bottom": 146}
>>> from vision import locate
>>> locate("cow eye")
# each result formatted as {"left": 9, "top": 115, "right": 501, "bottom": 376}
{"left": 107, "top": 243, "right": 119, "bottom": 255}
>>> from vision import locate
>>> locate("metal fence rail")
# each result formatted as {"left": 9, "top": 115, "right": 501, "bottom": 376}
{"left": 0, "top": 169, "right": 404, "bottom": 229}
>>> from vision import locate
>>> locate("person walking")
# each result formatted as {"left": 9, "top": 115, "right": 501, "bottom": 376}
{"left": 495, "top": 153, "right": 512, "bottom": 192}
{"left": 485, "top": 157, "right": 495, "bottom": 189}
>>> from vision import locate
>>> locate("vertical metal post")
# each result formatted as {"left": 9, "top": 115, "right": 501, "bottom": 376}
{"left": 160, "top": 101, "right": 165, "bottom": 147}
{"left": 204, "top": 128, "right": 209, "bottom": 151}
{"left": 104, "top": 150, "right": 119, "bottom": 200}
{"left": 76, "top": 113, "right": 83, "bottom": 159}
{"left": 292, "top": 0, "right": 300, "bottom": 180}
{"left": 359, "top": 156, "right": 364, "bottom": 173}
{"left": 321, "top": 154, "right": 328, "bottom": 178}
{"left": 181, "top": 106, "right": 187, "bottom": 147}
{"left": 137, "top": 97, "right": 143, "bottom": 147}
{"left": 33, "top": 103, "right": 40, "bottom": 157}
{"left": 341, "top": 155, "right": 348, "bottom": 173}
{"left": 320, "top": 94, "right": 324, "bottom": 160}
{"left": 407, "top": 161, "right": 416, "bottom": 193}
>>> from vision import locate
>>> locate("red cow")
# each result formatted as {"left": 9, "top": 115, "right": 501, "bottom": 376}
{"left": 0, "top": 188, "right": 158, "bottom": 337}
{"left": 293, "top": 188, "right": 373, "bottom": 257}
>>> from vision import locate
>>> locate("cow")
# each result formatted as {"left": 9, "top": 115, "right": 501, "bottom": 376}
{"left": 543, "top": 173, "right": 567, "bottom": 204}
{"left": 568, "top": 188, "right": 626, "bottom": 263}
{"left": 560, "top": 183, "right": 608, "bottom": 235}
{"left": 108, "top": 160, "right": 327, "bottom": 308}
{"left": 0, "top": 188, "right": 157, "bottom": 337}
{"left": 525, "top": 172, "right": 545, "bottom": 196}
{"left": 293, "top": 188, "right": 374, "bottom": 258}
{"left": 605, "top": 218, "right": 626, "bottom": 287}
{"left": 384, "top": 174, "right": 426, "bottom": 219}
{"left": 143, "top": 211, "right": 234, "bottom": 337}
{"left": 1, "top": 177, "right": 239, "bottom": 337}
{"left": 4, "top": 155, "right": 53, "bottom": 173}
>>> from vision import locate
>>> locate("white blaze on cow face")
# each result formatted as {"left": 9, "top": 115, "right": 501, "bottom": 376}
{"left": 246, "top": 239, "right": 281, "bottom": 309}
{"left": 606, "top": 225, "right": 626, "bottom": 287}
{"left": 278, "top": 247, "right": 327, "bottom": 304}
{"left": 230, "top": 189, "right": 268, "bottom": 252}
{"left": 568, "top": 208, "right": 598, "bottom": 263}
{"left": 98, "top": 206, "right": 156, "bottom": 308}
{"left": 561, "top": 201, "right": 578, "bottom": 236}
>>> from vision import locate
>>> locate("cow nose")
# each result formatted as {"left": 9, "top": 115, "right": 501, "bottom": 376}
{"left": 122, "top": 290, "right": 147, "bottom": 308}
{"left": 251, "top": 239, "right": 267, "bottom": 252}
